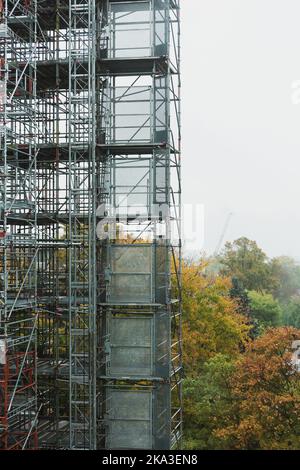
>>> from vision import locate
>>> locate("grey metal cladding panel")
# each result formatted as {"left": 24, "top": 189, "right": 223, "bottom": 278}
{"left": 110, "top": 390, "right": 151, "bottom": 419}
{"left": 111, "top": 245, "right": 152, "bottom": 273}
{"left": 110, "top": 347, "right": 152, "bottom": 376}
{"left": 109, "top": 316, "right": 153, "bottom": 376}
{"left": 155, "top": 244, "right": 168, "bottom": 304}
{"left": 109, "top": 273, "right": 151, "bottom": 303}
{"left": 154, "top": 383, "right": 171, "bottom": 449}
{"left": 109, "top": 421, "right": 152, "bottom": 449}
{"left": 155, "top": 311, "right": 170, "bottom": 376}
{"left": 111, "top": 317, "right": 152, "bottom": 346}
{"left": 156, "top": 243, "right": 167, "bottom": 272}
{"left": 108, "top": 391, "right": 152, "bottom": 449}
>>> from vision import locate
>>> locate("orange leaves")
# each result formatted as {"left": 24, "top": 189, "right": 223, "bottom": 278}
{"left": 182, "top": 257, "right": 300, "bottom": 450}
{"left": 214, "top": 327, "right": 300, "bottom": 449}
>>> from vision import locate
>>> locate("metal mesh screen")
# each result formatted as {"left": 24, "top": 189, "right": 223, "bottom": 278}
{"left": 155, "top": 309, "right": 170, "bottom": 377}
{"left": 109, "top": 274, "right": 151, "bottom": 303}
{"left": 108, "top": 315, "right": 153, "bottom": 376}
{"left": 108, "top": 245, "right": 153, "bottom": 304}
{"left": 107, "top": 390, "right": 152, "bottom": 449}
{"left": 111, "top": 245, "right": 152, "bottom": 272}
{"left": 154, "top": 383, "right": 171, "bottom": 449}
{"left": 106, "top": 244, "right": 168, "bottom": 304}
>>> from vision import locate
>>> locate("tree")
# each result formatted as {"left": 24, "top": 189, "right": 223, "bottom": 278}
{"left": 183, "top": 354, "right": 235, "bottom": 450}
{"left": 182, "top": 260, "right": 250, "bottom": 375}
{"left": 270, "top": 256, "right": 300, "bottom": 303}
{"left": 184, "top": 328, "right": 300, "bottom": 450}
{"left": 219, "top": 237, "right": 273, "bottom": 292}
{"left": 248, "top": 290, "right": 282, "bottom": 331}
{"left": 229, "top": 276, "right": 251, "bottom": 317}
{"left": 215, "top": 327, "right": 300, "bottom": 450}
{"left": 282, "top": 296, "right": 300, "bottom": 329}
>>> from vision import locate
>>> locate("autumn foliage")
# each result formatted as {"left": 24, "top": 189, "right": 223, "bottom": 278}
{"left": 182, "top": 260, "right": 250, "bottom": 375}
{"left": 214, "top": 328, "right": 300, "bottom": 449}
{"left": 182, "top": 252, "right": 300, "bottom": 450}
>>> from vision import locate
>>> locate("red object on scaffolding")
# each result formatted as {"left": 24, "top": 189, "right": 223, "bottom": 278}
{"left": 24, "top": 0, "right": 31, "bottom": 12}
{"left": 0, "top": 350, "right": 38, "bottom": 450}
{"left": 27, "top": 77, "right": 33, "bottom": 94}
{"left": 0, "top": 58, "right": 5, "bottom": 79}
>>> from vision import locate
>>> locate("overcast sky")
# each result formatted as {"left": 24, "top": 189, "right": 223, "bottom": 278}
{"left": 181, "top": 0, "right": 300, "bottom": 259}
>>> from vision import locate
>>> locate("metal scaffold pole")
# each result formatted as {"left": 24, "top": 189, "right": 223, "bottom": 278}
{"left": 97, "top": 0, "right": 182, "bottom": 449}
{"left": 68, "top": 0, "right": 97, "bottom": 449}
{"left": 0, "top": 0, "right": 181, "bottom": 450}
{"left": 0, "top": 0, "right": 38, "bottom": 450}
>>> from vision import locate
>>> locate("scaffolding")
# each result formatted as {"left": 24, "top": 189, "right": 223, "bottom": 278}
{"left": 0, "top": 0, "right": 38, "bottom": 450}
{"left": 0, "top": 0, "right": 181, "bottom": 450}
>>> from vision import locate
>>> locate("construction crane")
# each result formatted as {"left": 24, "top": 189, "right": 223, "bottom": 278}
{"left": 214, "top": 212, "right": 233, "bottom": 256}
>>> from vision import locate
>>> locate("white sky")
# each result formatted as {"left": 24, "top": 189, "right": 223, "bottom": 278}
{"left": 181, "top": 0, "right": 300, "bottom": 259}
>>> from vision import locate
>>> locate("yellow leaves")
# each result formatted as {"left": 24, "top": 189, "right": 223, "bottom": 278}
{"left": 182, "top": 255, "right": 300, "bottom": 450}
{"left": 182, "top": 259, "right": 250, "bottom": 375}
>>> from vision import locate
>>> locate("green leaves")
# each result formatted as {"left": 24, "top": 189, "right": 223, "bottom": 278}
{"left": 184, "top": 328, "right": 300, "bottom": 450}
{"left": 182, "top": 254, "right": 300, "bottom": 450}
{"left": 248, "top": 290, "right": 282, "bottom": 330}
{"left": 219, "top": 237, "right": 273, "bottom": 292}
